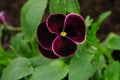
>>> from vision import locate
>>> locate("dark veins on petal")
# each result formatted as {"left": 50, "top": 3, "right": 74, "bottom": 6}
{"left": 64, "top": 14, "right": 86, "bottom": 44}
{"left": 37, "top": 13, "right": 86, "bottom": 59}
{"left": 37, "top": 21, "right": 57, "bottom": 50}
{"left": 46, "top": 14, "right": 65, "bottom": 34}
{"left": 38, "top": 44, "right": 59, "bottom": 59}
{"left": 52, "top": 36, "right": 77, "bottom": 57}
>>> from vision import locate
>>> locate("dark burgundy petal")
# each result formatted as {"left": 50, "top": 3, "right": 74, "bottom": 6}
{"left": 37, "top": 21, "right": 57, "bottom": 50}
{"left": 52, "top": 36, "right": 77, "bottom": 57}
{"left": 64, "top": 13, "right": 86, "bottom": 44}
{"left": 0, "top": 11, "right": 12, "bottom": 26}
{"left": 38, "top": 43, "right": 59, "bottom": 59}
{"left": 46, "top": 14, "right": 65, "bottom": 34}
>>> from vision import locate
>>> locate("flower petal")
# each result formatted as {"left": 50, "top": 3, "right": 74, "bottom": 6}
{"left": 52, "top": 36, "right": 77, "bottom": 57}
{"left": 37, "top": 21, "right": 57, "bottom": 50}
{"left": 0, "top": 11, "right": 12, "bottom": 26}
{"left": 38, "top": 43, "right": 59, "bottom": 59}
{"left": 46, "top": 14, "right": 65, "bottom": 34}
{"left": 64, "top": 13, "right": 86, "bottom": 44}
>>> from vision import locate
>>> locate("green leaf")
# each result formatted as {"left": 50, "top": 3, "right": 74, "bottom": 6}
{"left": 85, "top": 16, "right": 93, "bottom": 28}
{"left": 0, "top": 50, "right": 11, "bottom": 65}
{"left": 87, "top": 11, "right": 111, "bottom": 43}
{"left": 96, "top": 54, "right": 106, "bottom": 70}
{"left": 30, "top": 56, "right": 52, "bottom": 68}
{"left": 104, "top": 61, "right": 120, "bottom": 80}
{"left": 30, "top": 60, "right": 69, "bottom": 80}
{"left": 103, "top": 33, "right": 120, "bottom": 50}
{"left": 75, "top": 42, "right": 87, "bottom": 57}
{"left": 21, "top": 0, "right": 48, "bottom": 40}
{"left": 91, "top": 11, "right": 111, "bottom": 34}
{"left": 10, "top": 33, "right": 31, "bottom": 57}
{"left": 97, "top": 11, "right": 111, "bottom": 24}
{"left": 69, "top": 50, "right": 97, "bottom": 80}
{"left": 49, "top": 0, "right": 80, "bottom": 14}
{"left": 66, "top": 0, "right": 80, "bottom": 14}
{"left": 1, "top": 57, "right": 33, "bottom": 80}
{"left": 49, "top": 0, "right": 67, "bottom": 14}
{"left": 90, "top": 54, "right": 106, "bottom": 80}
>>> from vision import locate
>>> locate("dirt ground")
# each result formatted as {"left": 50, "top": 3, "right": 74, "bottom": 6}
{"left": 0, "top": 0, "right": 120, "bottom": 60}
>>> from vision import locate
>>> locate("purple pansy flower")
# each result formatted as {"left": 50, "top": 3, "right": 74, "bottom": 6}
{"left": 37, "top": 13, "right": 86, "bottom": 59}
{"left": 0, "top": 11, "right": 12, "bottom": 26}
{"left": 0, "top": 11, "right": 12, "bottom": 49}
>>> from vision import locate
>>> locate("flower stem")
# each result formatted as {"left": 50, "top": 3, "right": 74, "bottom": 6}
{"left": 5, "top": 26, "right": 22, "bottom": 31}
{"left": 96, "top": 43, "right": 114, "bottom": 63}
{"left": 3, "top": 22, "right": 22, "bottom": 31}
{"left": 86, "top": 40, "right": 114, "bottom": 64}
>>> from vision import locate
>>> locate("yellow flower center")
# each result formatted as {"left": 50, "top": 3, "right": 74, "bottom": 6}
{"left": 60, "top": 31, "right": 67, "bottom": 37}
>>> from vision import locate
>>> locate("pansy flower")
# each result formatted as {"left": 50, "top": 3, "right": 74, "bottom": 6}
{"left": 37, "top": 13, "right": 86, "bottom": 59}
{"left": 0, "top": 11, "right": 12, "bottom": 49}
{"left": 0, "top": 11, "right": 12, "bottom": 26}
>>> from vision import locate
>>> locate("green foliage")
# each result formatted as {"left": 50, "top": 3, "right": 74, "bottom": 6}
{"left": 1, "top": 57, "right": 33, "bottom": 80}
{"left": 66, "top": 0, "right": 80, "bottom": 14}
{"left": 10, "top": 33, "right": 30, "bottom": 57}
{"left": 10, "top": 33, "right": 38, "bottom": 58}
{"left": 75, "top": 42, "right": 87, "bottom": 57}
{"left": 87, "top": 11, "right": 112, "bottom": 43}
{"left": 104, "top": 62, "right": 120, "bottom": 80}
{"left": 49, "top": 0, "right": 80, "bottom": 14}
{"left": 30, "top": 56, "right": 52, "bottom": 67}
{"left": 0, "top": 26, "right": 12, "bottom": 65}
{"left": 49, "top": 0, "right": 67, "bottom": 14}
{"left": 103, "top": 33, "right": 120, "bottom": 50}
{"left": 92, "top": 11, "right": 111, "bottom": 33}
{"left": 69, "top": 49, "right": 97, "bottom": 80}
{"left": 0, "top": 50, "right": 11, "bottom": 65}
{"left": 85, "top": 16, "right": 93, "bottom": 28}
{"left": 30, "top": 60, "right": 69, "bottom": 80}
{"left": 21, "top": 0, "right": 48, "bottom": 41}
